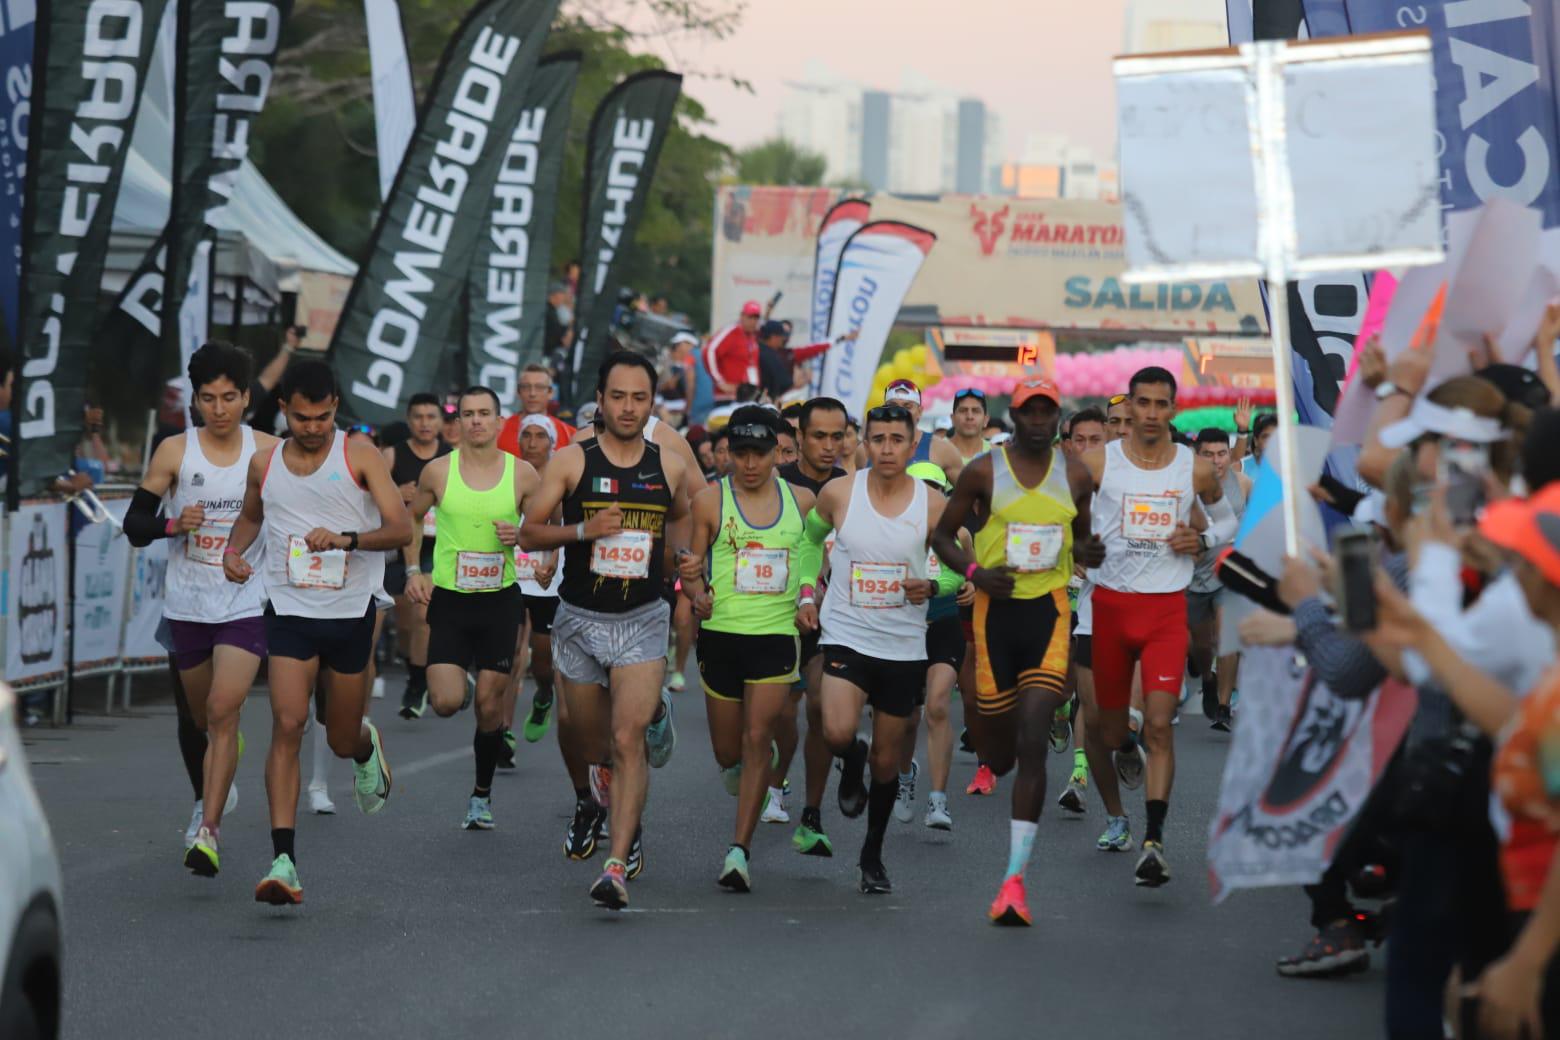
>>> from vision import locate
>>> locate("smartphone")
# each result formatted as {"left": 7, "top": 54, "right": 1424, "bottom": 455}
{"left": 1439, "top": 441, "right": 1489, "bottom": 527}
{"left": 1333, "top": 526, "right": 1378, "bottom": 632}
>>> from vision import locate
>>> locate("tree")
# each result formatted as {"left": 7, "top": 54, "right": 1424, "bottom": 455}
{"left": 734, "top": 137, "right": 827, "bottom": 186}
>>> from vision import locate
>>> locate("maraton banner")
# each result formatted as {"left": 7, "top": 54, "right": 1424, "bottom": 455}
{"left": 712, "top": 185, "right": 846, "bottom": 337}
{"left": 569, "top": 69, "right": 681, "bottom": 402}
{"left": 1208, "top": 647, "right": 1415, "bottom": 900}
{"left": 0, "top": 2, "right": 35, "bottom": 341}
{"left": 465, "top": 51, "right": 578, "bottom": 399}
{"left": 330, "top": 0, "right": 560, "bottom": 425}
{"left": 818, "top": 221, "right": 936, "bottom": 422}
{"left": 13, "top": 0, "right": 169, "bottom": 501}
{"left": 365, "top": 0, "right": 417, "bottom": 202}
{"left": 806, "top": 196, "right": 868, "bottom": 392}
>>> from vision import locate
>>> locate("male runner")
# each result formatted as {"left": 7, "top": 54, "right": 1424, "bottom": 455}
{"left": 680, "top": 406, "right": 816, "bottom": 891}
{"left": 223, "top": 360, "right": 408, "bottom": 904}
{"left": 1187, "top": 429, "right": 1250, "bottom": 731}
{"left": 125, "top": 341, "right": 274, "bottom": 876}
{"left": 1077, "top": 367, "right": 1237, "bottom": 886}
{"left": 932, "top": 377, "right": 1101, "bottom": 924}
{"left": 512, "top": 414, "right": 562, "bottom": 746}
{"left": 385, "top": 392, "right": 450, "bottom": 721}
{"left": 519, "top": 351, "right": 692, "bottom": 910}
{"left": 858, "top": 379, "right": 964, "bottom": 481}
{"left": 798, "top": 403, "right": 962, "bottom": 894}
{"left": 949, "top": 387, "right": 992, "bottom": 465}
{"left": 404, "top": 387, "right": 541, "bottom": 830}
{"left": 1054, "top": 407, "right": 1109, "bottom": 814}
{"left": 774, "top": 396, "right": 849, "bottom": 849}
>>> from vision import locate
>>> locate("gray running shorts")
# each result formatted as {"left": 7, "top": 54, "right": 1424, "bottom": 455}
{"left": 552, "top": 598, "right": 670, "bottom": 687}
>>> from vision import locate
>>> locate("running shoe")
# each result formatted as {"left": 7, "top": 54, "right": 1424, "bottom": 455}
{"left": 720, "top": 764, "right": 742, "bottom": 796}
{"left": 1201, "top": 674, "right": 1219, "bottom": 721}
{"left": 1049, "top": 707, "right": 1071, "bottom": 754}
{"left": 184, "top": 825, "right": 219, "bottom": 877}
{"left": 836, "top": 737, "right": 869, "bottom": 818}
{"left": 988, "top": 875, "right": 1032, "bottom": 926}
{"left": 590, "top": 763, "right": 612, "bottom": 808}
{"left": 761, "top": 786, "right": 790, "bottom": 824}
{"left": 1057, "top": 775, "right": 1087, "bottom": 815}
{"left": 666, "top": 670, "right": 686, "bottom": 693}
{"left": 965, "top": 763, "right": 997, "bottom": 797}
{"left": 893, "top": 760, "right": 919, "bottom": 823}
{"left": 371, "top": 676, "right": 385, "bottom": 699}
{"left": 1114, "top": 740, "right": 1146, "bottom": 791}
{"left": 924, "top": 792, "right": 953, "bottom": 831}
{"left": 718, "top": 846, "right": 751, "bottom": 893}
{"left": 626, "top": 828, "right": 645, "bottom": 880}
{"left": 792, "top": 821, "right": 834, "bottom": 857}
{"left": 352, "top": 721, "right": 392, "bottom": 815}
{"left": 859, "top": 860, "right": 892, "bottom": 895}
{"left": 398, "top": 685, "right": 428, "bottom": 720}
{"left": 1275, "top": 919, "right": 1371, "bottom": 978}
{"left": 1097, "top": 815, "right": 1131, "bottom": 852}
{"left": 590, "top": 859, "right": 629, "bottom": 910}
{"left": 497, "top": 730, "right": 517, "bottom": 771}
{"left": 564, "top": 798, "right": 603, "bottom": 860}
{"left": 646, "top": 689, "right": 676, "bottom": 768}
{"left": 254, "top": 854, "right": 303, "bottom": 906}
{"left": 522, "top": 693, "right": 553, "bottom": 743}
{"left": 307, "top": 782, "right": 336, "bottom": 815}
{"left": 463, "top": 795, "right": 495, "bottom": 831}
{"left": 1211, "top": 705, "right": 1233, "bottom": 732}
{"left": 1134, "top": 840, "right": 1171, "bottom": 887}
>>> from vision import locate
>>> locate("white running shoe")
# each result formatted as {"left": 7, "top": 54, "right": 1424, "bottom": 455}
{"left": 308, "top": 782, "right": 336, "bottom": 815}
{"left": 371, "top": 676, "right": 385, "bottom": 699}
{"left": 893, "top": 760, "right": 919, "bottom": 823}
{"left": 924, "top": 792, "right": 953, "bottom": 831}
{"left": 761, "top": 786, "right": 790, "bottom": 824}
{"left": 184, "top": 801, "right": 203, "bottom": 847}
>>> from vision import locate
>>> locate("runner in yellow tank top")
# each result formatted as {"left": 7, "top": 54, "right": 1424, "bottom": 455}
{"left": 932, "top": 377, "right": 1103, "bottom": 927}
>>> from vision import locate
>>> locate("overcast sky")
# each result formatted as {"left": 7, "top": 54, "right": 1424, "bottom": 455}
{"left": 650, "top": 0, "right": 1142, "bottom": 161}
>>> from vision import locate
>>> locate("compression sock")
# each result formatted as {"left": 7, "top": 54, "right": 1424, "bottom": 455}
{"left": 574, "top": 786, "right": 591, "bottom": 803}
{"left": 407, "top": 664, "right": 427, "bottom": 693}
{"left": 474, "top": 727, "right": 504, "bottom": 791}
{"left": 862, "top": 780, "right": 897, "bottom": 864}
{"left": 534, "top": 676, "right": 554, "bottom": 707}
{"left": 801, "top": 806, "right": 823, "bottom": 832}
{"left": 1006, "top": 819, "right": 1039, "bottom": 880}
{"left": 271, "top": 828, "right": 296, "bottom": 863}
{"left": 177, "top": 713, "right": 208, "bottom": 801}
{"left": 1146, "top": 799, "right": 1169, "bottom": 844}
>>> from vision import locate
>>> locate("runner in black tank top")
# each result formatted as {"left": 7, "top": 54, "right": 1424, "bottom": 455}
{"left": 560, "top": 439, "right": 672, "bottom": 609}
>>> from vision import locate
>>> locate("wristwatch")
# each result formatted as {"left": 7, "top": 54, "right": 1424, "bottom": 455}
{"left": 343, "top": 530, "right": 359, "bottom": 552}
{"left": 1374, "top": 380, "right": 1405, "bottom": 401}
{"left": 1199, "top": 532, "right": 1215, "bottom": 551}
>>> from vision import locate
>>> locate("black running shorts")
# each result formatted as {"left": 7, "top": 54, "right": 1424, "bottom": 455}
{"left": 427, "top": 585, "right": 524, "bottom": 674}
{"left": 926, "top": 616, "right": 966, "bottom": 672}
{"left": 523, "top": 594, "right": 559, "bottom": 636}
{"left": 265, "top": 601, "right": 377, "bottom": 675}
{"left": 820, "top": 644, "right": 928, "bottom": 718}
{"left": 697, "top": 629, "right": 801, "bottom": 701}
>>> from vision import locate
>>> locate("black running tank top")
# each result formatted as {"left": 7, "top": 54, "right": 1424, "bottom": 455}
{"left": 391, "top": 440, "right": 450, "bottom": 487}
{"left": 561, "top": 438, "right": 672, "bottom": 611}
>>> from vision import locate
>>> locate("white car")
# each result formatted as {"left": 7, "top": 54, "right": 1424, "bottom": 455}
{"left": 0, "top": 682, "right": 62, "bottom": 1039}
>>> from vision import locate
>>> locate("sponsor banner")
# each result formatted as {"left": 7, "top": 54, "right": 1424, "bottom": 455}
{"left": 1208, "top": 646, "right": 1415, "bottom": 899}
{"left": 330, "top": 0, "right": 560, "bottom": 425}
{"left": 818, "top": 221, "right": 936, "bottom": 422}
{"left": 0, "top": 2, "right": 35, "bottom": 340}
{"left": 73, "top": 500, "right": 130, "bottom": 671}
{"left": 14, "top": 0, "right": 169, "bottom": 499}
{"left": 568, "top": 69, "right": 681, "bottom": 402}
{"left": 465, "top": 51, "right": 577, "bottom": 398}
{"left": 710, "top": 187, "right": 1269, "bottom": 337}
{"left": 122, "top": 533, "right": 170, "bottom": 663}
{"left": 365, "top": 0, "right": 416, "bottom": 202}
{"left": 806, "top": 196, "right": 868, "bottom": 392}
{"left": 4, "top": 500, "right": 66, "bottom": 685}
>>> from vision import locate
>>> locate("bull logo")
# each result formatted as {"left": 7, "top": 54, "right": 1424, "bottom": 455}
{"left": 970, "top": 203, "right": 1010, "bottom": 257}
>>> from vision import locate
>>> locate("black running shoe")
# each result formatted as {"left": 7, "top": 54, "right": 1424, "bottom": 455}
{"left": 1201, "top": 675, "right": 1219, "bottom": 721}
{"left": 1211, "top": 705, "right": 1232, "bottom": 732}
{"left": 398, "top": 685, "right": 427, "bottom": 720}
{"left": 958, "top": 728, "right": 974, "bottom": 753}
{"left": 564, "top": 799, "right": 603, "bottom": 861}
{"left": 859, "top": 860, "right": 892, "bottom": 894}
{"left": 625, "top": 827, "right": 644, "bottom": 880}
{"left": 836, "top": 737, "right": 869, "bottom": 819}
{"left": 1275, "top": 919, "right": 1370, "bottom": 978}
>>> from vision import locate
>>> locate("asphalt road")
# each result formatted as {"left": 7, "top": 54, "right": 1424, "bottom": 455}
{"left": 29, "top": 670, "right": 1383, "bottom": 1039}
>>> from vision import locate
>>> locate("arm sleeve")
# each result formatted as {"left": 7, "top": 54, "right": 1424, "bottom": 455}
{"left": 1202, "top": 493, "right": 1239, "bottom": 545}
{"left": 789, "top": 341, "right": 831, "bottom": 363}
{"left": 123, "top": 487, "right": 173, "bottom": 548}
{"left": 1293, "top": 595, "right": 1386, "bottom": 700}
{"left": 797, "top": 507, "right": 831, "bottom": 589}
{"left": 934, "top": 559, "right": 963, "bottom": 597}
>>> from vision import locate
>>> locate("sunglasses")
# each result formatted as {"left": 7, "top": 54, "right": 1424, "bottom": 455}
{"left": 867, "top": 404, "right": 914, "bottom": 423}
{"left": 348, "top": 423, "right": 377, "bottom": 438}
{"left": 953, "top": 388, "right": 987, "bottom": 403}
{"left": 727, "top": 423, "right": 776, "bottom": 442}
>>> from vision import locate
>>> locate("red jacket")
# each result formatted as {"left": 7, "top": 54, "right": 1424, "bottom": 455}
{"left": 703, "top": 324, "right": 832, "bottom": 399}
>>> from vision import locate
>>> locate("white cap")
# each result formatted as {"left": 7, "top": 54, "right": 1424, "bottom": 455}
{"left": 669, "top": 331, "right": 700, "bottom": 348}
{"left": 1378, "top": 396, "right": 1506, "bottom": 448}
{"left": 519, "top": 413, "right": 557, "bottom": 445}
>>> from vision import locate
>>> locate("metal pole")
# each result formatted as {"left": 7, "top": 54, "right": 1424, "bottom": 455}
{"left": 1265, "top": 281, "right": 1303, "bottom": 558}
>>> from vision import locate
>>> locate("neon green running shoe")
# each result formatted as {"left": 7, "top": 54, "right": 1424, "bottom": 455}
{"left": 522, "top": 693, "right": 553, "bottom": 743}
{"left": 721, "top": 763, "right": 742, "bottom": 797}
{"left": 718, "top": 845, "right": 751, "bottom": 893}
{"left": 254, "top": 854, "right": 303, "bottom": 905}
{"left": 184, "top": 825, "right": 219, "bottom": 877}
{"left": 791, "top": 822, "right": 834, "bottom": 857}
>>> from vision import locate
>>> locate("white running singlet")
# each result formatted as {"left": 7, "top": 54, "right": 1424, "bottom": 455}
{"left": 164, "top": 427, "right": 267, "bottom": 623}
{"left": 260, "top": 430, "right": 386, "bottom": 618}
{"left": 819, "top": 471, "right": 929, "bottom": 662}
{"left": 1093, "top": 439, "right": 1197, "bottom": 595}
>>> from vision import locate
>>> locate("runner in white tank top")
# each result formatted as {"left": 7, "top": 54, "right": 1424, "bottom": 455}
{"left": 1076, "top": 368, "right": 1238, "bottom": 889}
{"left": 797, "top": 404, "right": 960, "bottom": 894}
{"left": 222, "top": 361, "right": 412, "bottom": 906}
{"left": 124, "top": 343, "right": 279, "bottom": 878}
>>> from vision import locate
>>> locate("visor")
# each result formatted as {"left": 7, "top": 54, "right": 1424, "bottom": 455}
{"left": 884, "top": 379, "right": 922, "bottom": 406}
{"left": 1379, "top": 396, "right": 1506, "bottom": 449}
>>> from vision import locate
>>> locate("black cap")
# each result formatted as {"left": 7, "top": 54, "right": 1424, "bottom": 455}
{"left": 726, "top": 404, "right": 781, "bottom": 449}
{"left": 758, "top": 320, "right": 789, "bottom": 340}
{"left": 1477, "top": 363, "right": 1550, "bottom": 410}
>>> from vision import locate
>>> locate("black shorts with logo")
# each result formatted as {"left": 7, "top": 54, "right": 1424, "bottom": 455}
{"left": 523, "top": 594, "right": 559, "bottom": 636}
{"left": 926, "top": 616, "right": 966, "bottom": 672}
{"left": 697, "top": 629, "right": 801, "bottom": 701}
{"left": 265, "top": 601, "right": 377, "bottom": 675}
{"left": 821, "top": 644, "right": 928, "bottom": 718}
{"left": 427, "top": 585, "right": 524, "bottom": 674}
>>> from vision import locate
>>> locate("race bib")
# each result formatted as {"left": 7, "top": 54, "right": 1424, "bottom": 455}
{"left": 186, "top": 520, "right": 232, "bottom": 566}
{"left": 456, "top": 550, "right": 505, "bottom": 591}
{"left": 926, "top": 549, "right": 942, "bottom": 582}
{"left": 1122, "top": 494, "right": 1177, "bottom": 543}
{"left": 591, "top": 530, "right": 652, "bottom": 579}
{"left": 1007, "top": 522, "right": 1065, "bottom": 572}
{"left": 513, "top": 549, "right": 536, "bottom": 582}
{"left": 849, "top": 562, "right": 907, "bottom": 609}
{"left": 735, "top": 547, "right": 789, "bottom": 594}
{"left": 423, "top": 506, "right": 437, "bottom": 539}
{"left": 287, "top": 535, "right": 347, "bottom": 590}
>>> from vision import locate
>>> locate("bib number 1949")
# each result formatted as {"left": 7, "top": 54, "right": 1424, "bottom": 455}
{"left": 456, "top": 550, "right": 504, "bottom": 591}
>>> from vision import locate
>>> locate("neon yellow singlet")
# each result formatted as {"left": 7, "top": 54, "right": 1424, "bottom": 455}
{"left": 972, "top": 446, "right": 1076, "bottom": 600}
{"left": 705, "top": 476, "right": 804, "bottom": 636}
{"left": 432, "top": 451, "right": 519, "bottom": 593}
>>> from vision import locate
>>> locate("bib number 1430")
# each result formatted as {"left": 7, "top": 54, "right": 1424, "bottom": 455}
{"left": 591, "top": 530, "right": 652, "bottom": 579}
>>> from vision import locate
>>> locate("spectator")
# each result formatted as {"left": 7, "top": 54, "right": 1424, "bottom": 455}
{"left": 649, "top": 294, "right": 670, "bottom": 316}
{"left": 545, "top": 281, "right": 574, "bottom": 365}
{"left": 703, "top": 300, "right": 764, "bottom": 403}
{"left": 754, "top": 319, "right": 855, "bottom": 403}
{"left": 497, "top": 363, "right": 575, "bottom": 456}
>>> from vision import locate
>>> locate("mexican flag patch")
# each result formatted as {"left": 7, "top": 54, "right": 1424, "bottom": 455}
{"left": 593, "top": 477, "right": 618, "bottom": 494}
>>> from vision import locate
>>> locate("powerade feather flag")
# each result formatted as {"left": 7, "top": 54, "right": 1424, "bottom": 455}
{"left": 568, "top": 69, "right": 681, "bottom": 402}
{"left": 807, "top": 197, "right": 869, "bottom": 393}
{"left": 0, "top": 3, "right": 36, "bottom": 342}
{"left": 465, "top": 50, "right": 578, "bottom": 398}
{"left": 330, "top": 0, "right": 560, "bottom": 426}
{"left": 364, "top": 0, "right": 416, "bottom": 203}
{"left": 13, "top": 0, "right": 169, "bottom": 502}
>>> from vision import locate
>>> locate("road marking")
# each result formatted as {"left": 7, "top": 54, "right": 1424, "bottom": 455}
{"left": 394, "top": 746, "right": 473, "bottom": 778}
{"left": 510, "top": 904, "right": 911, "bottom": 916}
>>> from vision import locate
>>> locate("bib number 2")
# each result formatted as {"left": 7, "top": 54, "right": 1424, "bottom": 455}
{"left": 287, "top": 535, "right": 347, "bottom": 590}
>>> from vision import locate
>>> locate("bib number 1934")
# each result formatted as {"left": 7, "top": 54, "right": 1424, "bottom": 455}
{"left": 850, "top": 562, "right": 907, "bottom": 608}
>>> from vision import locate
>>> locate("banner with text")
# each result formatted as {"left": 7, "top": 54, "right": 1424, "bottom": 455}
{"left": 365, "top": 0, "right": 416, "bottom": 202}
{"left": 122, "top": 534, "right": 170, "bottom": 664}
{"left": 330, "top": 0, "right": 560, "bottom": 425}
{"left": 0, "top": 2, "right": 35, "bottom": 341}
{"left": 4, "top": 501, "right": 66, "bottom": 685}
{"left": 568, "top": 68, "right": 681, "bottom": 402}
{"left": 712, "top": 185, "right": 848, "bottom": 337}
{"left": 465, "top": 50, "right": 577, "bottom": 398}
{"left": 73, "top": 500, "right": 130, "bottom": 672}
{"left": 806, "top": 197, "right": 869, "bottom": 391}
{"left": 13, "top": 0, "right": 168, "bottom": 500}
{"left": 819, "top": 221, "right": 936, "bottom": 422}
